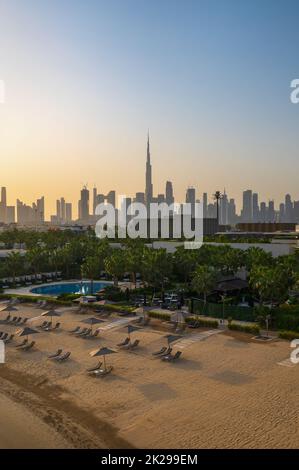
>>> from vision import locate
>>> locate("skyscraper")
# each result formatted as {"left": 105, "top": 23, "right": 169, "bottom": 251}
{"left": 80, "top": 186, "right": 89, "bottom": 222}
{"left": 202, "top": 193, "right": 208, "bottom": 218}
{"left": 252, "top": 193, "right": 259, "bottom": 222}
{"left": 93, "top": 187, "right": 97, "bottom": 215}
{"left": 0, "top": 187, "right": 7, "bottom": 223}
{"left": 241, "top": 190, "right": 253, "bottom": 222}
{"left": 165, "top": 181, "right": 174, "bottom": 206}
{"left": 185, "top": 187, "right": 196, "bottom": 217}
{"left": 145, "top": 132, "right": 153, "bottom": 207}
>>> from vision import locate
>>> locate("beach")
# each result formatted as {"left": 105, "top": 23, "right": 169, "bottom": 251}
{"left": 0, "top": 303, "right": 299, "bottom": 449}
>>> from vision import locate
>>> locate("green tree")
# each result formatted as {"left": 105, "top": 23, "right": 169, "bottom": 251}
{"left": 81, "top": 256, "right": 101, "bottom": 294}
{"left": 5, "top": 251, "right": 25, "bottom": 282}
{"left": 191, "top": 265, "right": 217, "bottom": 312}
{"left": 104, "top": 250, "right": 126, "bottom": 287}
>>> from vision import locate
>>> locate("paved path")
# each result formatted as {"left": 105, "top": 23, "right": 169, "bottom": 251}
{"left": 173, "top": 329, "right": 223, "bottom": 350}
{"left": 99, "top": 317, "right": 135, "bottom": 332}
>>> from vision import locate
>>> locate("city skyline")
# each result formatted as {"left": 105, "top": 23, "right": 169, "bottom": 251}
{"left": 1, "top": 1, "right": 299, "bottom": 214}
{"left": 0, "top": 134, "right": 298, "bottom": 225}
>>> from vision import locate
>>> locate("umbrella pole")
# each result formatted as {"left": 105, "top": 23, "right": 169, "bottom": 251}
{"left": 103, "top": 355, "right": 106, "bottom": 371}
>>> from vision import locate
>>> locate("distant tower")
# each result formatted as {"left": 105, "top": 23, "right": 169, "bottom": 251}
{"left": 165, "top": 181, "right": 174, "bottom": 205}
{"left": 145, "top": 132, "right": 153, "bottom": 208}
{"left": 93, "top": 187, "right": 97, "bottom": 215}
{"left": 80, "top": 186, "right": 90, "bottom": 222}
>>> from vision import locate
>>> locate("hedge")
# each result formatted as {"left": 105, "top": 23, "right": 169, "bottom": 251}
{"left": 228, "top": 322, "right": 260, "bottom": 335}
{"left": 191, "top": 298, "right": 255, "bottom": 322}
{"left": 0, "top": 293, "right": 72, "bottom": 306}
{"left": 148, "top": 310, "right": 171, "bottom": 321}
{"left": 94, "top": 303, "right": 136, "bottom": 314}
{"left": 279, "top": 330, "right": 299, "bottom": 341}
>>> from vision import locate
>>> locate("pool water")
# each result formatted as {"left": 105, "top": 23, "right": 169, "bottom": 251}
{"left": 31, "top": 281, "right": 109, "bottom": 296}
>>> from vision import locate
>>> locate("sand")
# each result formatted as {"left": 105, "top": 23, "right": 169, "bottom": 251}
{"left": 0, "top": 303, "right": 299, "bottom": 449}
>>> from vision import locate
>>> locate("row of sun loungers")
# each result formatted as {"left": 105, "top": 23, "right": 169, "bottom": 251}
{"left": 38, "top": 321, "right": 60, "bottom": 331}
{"left": 48, "top": 349, "right": 71, "bottom": 362}
{"left": 152, "top": 346, "right": 182, "bottom": 362}
{"left": 69, "top": 326, "right": 99, "bottom": 339}
{"left": 0, "top": 272, "right": 62, "bottom": 288}
{"left": 87, "top": 361, "right": 113, "bottom": 377}
{"left": 117, "top": 337, "right": 140, "bottom": 350}
{"left": 2, "top": 315, "right": 28, "bottom": 326}
{"left": 0, "top": 331, "right": 14, "bottom": 343}
{"left": 15, "top": 340, "right": 35, "bottom": 351}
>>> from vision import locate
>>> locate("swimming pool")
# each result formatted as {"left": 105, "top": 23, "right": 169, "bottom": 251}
{"left": 31, "top": 281, "right": 109, "bottom": 296}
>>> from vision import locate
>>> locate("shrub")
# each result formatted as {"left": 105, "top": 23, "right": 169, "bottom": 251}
{"left": 148, "top": 311, "right": 171, "bottom": 321}
{"left": 228, "top": 322, "right": 260, "bottom": 335}
{"left": 94, "top": 303, "right": 135, "bottom": 314}
{"left": 279, "top": 330, "right": 299, "bottom": 341}
{"left": 57, "top": 293, "right": 81, "bottom": 301}
{"left": 0, "top": 293, "right": 72, "bottom": 306}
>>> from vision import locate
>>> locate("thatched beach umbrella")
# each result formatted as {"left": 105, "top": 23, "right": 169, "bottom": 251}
{"left": 90, "top": 346, "right": 117, "bottom": 371}
{"left": 17, "top": 326, "right": 39, "bottom": 341}
{"left": 127, "top": 324, "right": 142, "bottom": 341}
{"left": 81, "top": 317, "right": 105, "bottom": 333}
{"left": 41, "top": 309, "right": 61, "bottom": 324}
{"left": 1, "top": 305, "right": 18, "bottom": 315}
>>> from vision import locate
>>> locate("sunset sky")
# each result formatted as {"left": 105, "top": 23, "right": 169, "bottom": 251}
{"left": 0, "top": 0, "right": 299, "bottom": 217}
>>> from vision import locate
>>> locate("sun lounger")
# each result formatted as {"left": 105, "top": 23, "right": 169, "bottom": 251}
{"left": 0, "top": 331, "right": 4, "bottom": 339}
{"left": 1, "top": 333, "right": 8, "bottom": 341}
{"left": 41, "top": 321, "right": 52, "bottom": 330}
{"left": 91, "top": 366, "right": 113, "bottom": 377}
{"left": 38, "top": 320, "right": 48, "bottom": 329}
{"left": 75, "top": 327, "right": 88, "bottom": 336}
{"left": 16, "top": 339, "right": 28, "bottom": 348}
{"left": 48, "top": 349, "right": 63, "bottom": 359}
{"left": 152, "top": 346, "right": 167, "bottom": 356}
{"left": 4, "top": 334, "right": 14, "bottom": 344}
{"left": 78, "top": 328, "right": 92, "bottom": 337}
{"left": 3, "top": 315, "right": 11, "bottom": 323}
{"left": 161, "top": 351, "right": 182, "bottom": 362}
{"left": 21, "top": 341, "right": 35, "bottom": 352}
{"left": 69, "top": 326, "right": 80, "bottom": 334}
{"left": 160, "top": 347, "right": 172, "bottom": 357}
{"left": 54, "top": 351, "right": 71, "bottom": 362}
{"left": 44, "top": 322, "right": 60, "bottom": 332}
{"left": 129, "top": 339, "right": 140, "bottom": 350}
{"left": 117, "top": 337, "right": 130, "bottom": 347}
{"left": 9, "top": 316, "right": 18, "bottom": 324}
{"left": 87, "top": 361, "right": 103, "bottom": 372}
{"left": 84, "top": 330, "right": 99, "bottom": 339}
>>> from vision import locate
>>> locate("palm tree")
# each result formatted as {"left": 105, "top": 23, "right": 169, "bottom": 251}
{"left": 81, "top": 256, "right": 101, "bottom": 295}
{"left": 191, "top": 265, "right": 217, "bottom": 314}
{"left": 213, "top": 191, "right": 222, "bottom": 223}
{"left": 104, "top": 250, "right": 126, "bottom": 287}
{"left": 123, "top": 238, "right": 145, "bottom": 287}
{"left": 26, "top": 246, "right": 47, "bottom": 280}
{"left": 5, "top": 252, "right": 24, "bottom": 283}
{"left": 142, "top": 249, "right": 172, "bottom": 296}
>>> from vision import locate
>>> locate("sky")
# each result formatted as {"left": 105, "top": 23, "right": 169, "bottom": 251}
{"left": 0, "top": 0, "right": 299, "bottom": 218}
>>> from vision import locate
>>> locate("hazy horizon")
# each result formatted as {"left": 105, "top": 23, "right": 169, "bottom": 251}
{"left": 1, "top": 0, "right": 299, "bottom": 217}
